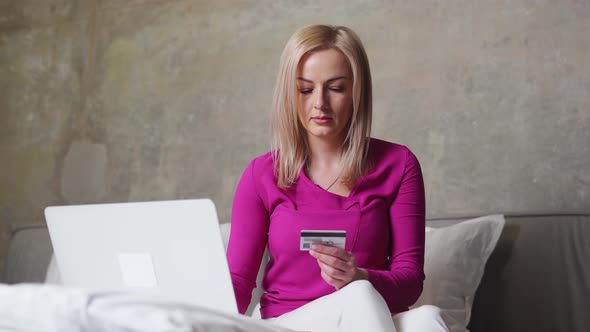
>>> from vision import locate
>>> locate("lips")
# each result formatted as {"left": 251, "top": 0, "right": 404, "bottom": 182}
{"left": 311, "top": 116, "right": 333, "bottom": 125}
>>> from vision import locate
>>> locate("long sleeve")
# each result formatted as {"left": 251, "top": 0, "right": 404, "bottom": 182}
{"left": 365, "top": 149, "right": 426, "bottom": 313}
{"left": 226, "top": 158, "right": 270, "bottom": 314}
{"left": 226, "top": 140, "right": 424, "bottom": 318}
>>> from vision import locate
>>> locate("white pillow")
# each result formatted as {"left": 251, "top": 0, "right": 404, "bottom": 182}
{"left": 219, "top": 222, "right": 232, "bottom": 251}
{"left": 412, "top": 215, "right": 505, "bottom": 332}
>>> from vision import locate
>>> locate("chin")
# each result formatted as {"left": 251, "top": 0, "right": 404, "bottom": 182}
{"left": 308, "top": 129, "right": 342, "bottom": 140}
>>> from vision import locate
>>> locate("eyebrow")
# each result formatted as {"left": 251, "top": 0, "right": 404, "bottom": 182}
{"left": 296, "top": 76, "right": 347, "bottom": 83}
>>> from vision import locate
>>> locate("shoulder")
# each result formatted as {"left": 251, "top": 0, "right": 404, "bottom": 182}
{"left": 235, "top": 151, "right": 276, "bottom": 208}
{"left": 363, "top": 139, "right": 423, "bottom": 198}
{"left": 368, "top": 138, "right": 418, "bottom": 166}
{"left": 246, "top": 151, "right": 275, "bottom": 175}
{"left": 239, "top": 151, "right": 277, "bottom": 194}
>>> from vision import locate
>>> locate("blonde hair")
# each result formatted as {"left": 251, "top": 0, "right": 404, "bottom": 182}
{"left": 271, "top": 25, "right": 373, "bottom": 189}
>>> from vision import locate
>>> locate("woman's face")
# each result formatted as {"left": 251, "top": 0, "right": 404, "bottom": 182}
{"left": 296, "top": 48, "right": 354, "bottom": 142}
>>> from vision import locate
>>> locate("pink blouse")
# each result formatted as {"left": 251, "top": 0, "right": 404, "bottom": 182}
{"left": 227, "top": 138, "right": 425, "bottom": 318}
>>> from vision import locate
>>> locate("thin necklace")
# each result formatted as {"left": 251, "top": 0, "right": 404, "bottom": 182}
{"left": 306, "top": 164, "right": 343, "bottom": 191}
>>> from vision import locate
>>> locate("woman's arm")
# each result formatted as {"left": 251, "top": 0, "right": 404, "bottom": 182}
{"left": 365, "top": 149, "right": 426, "bottom": 313}
{"left": 226, "top": 158, "right": 270, "bottom": 314}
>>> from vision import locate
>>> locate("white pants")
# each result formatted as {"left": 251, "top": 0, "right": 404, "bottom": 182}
{"left": 265, "top": 280, "right": 448, "bottom": 332}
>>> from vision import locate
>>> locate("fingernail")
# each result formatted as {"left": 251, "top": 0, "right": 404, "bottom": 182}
{"left": 309, "top": 250, "right": 315, "bottom": 256}
{"left": 311, "top": 244, "right": 317, "bottom": 250}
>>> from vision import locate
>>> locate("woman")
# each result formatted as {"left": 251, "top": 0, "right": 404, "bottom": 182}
{"left": 227, "top": 25, "right": 448, "bottom": 332}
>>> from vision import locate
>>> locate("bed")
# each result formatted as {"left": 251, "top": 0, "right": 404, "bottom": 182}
{"left": 1, "top": 213, "right": 589, "bottom": 332}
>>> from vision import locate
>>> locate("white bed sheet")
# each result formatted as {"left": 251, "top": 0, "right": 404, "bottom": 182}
{"left": 0, "top": 283, "right": 295, "bottom": 332}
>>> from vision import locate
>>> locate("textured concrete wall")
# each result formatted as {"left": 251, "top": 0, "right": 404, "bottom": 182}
{"left": 1, "top": 0, "right": 589, "bottom": 274}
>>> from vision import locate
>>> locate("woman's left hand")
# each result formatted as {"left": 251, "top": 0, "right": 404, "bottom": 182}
{"left": 309, "top": 243, "right": 368, "bottom": 290}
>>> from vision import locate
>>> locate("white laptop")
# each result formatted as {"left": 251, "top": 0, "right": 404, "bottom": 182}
{"left": 44, "top": 199, "right": 238, "bottom": 315}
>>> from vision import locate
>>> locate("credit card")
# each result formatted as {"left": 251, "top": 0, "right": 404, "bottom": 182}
{"left": 300, "top": 230, "right": 346, "bottom": 251}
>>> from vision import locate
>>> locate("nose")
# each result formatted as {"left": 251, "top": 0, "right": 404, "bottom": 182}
{"left": 313, "top": 88, "right": 328, "bottom": 110}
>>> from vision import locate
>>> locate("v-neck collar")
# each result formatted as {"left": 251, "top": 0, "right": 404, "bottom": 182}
{"left": 298, "top": 167, "right": 364, "bottom": 200}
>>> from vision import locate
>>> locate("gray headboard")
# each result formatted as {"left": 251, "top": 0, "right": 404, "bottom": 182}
{"left": 431, "top": 213, "right": 590, "bottom": 332}
{"left": 1, "top": 224, "right": 53, "bottom": 284}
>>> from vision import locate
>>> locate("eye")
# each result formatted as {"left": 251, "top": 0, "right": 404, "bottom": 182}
{"left": 299, "top": 88, "right": 313, "bottom": 95}
{"left": 329, "top": 86, "right": 344, "bottom": 92}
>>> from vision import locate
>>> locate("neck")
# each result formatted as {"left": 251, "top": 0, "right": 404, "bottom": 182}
{"left": 306, "top": 134, "right": 345, "bottom": 169}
